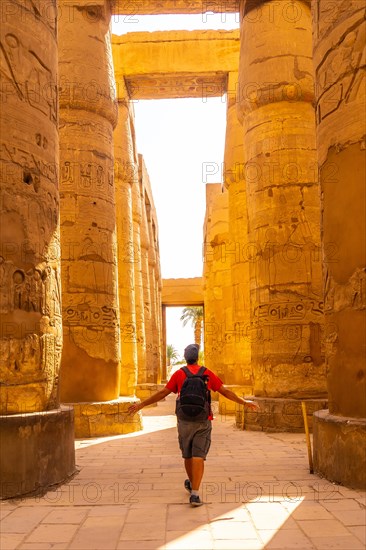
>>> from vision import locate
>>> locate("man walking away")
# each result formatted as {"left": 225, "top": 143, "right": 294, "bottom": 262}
{"left": 128, "top": 344, "right": 259, "bottom": 507}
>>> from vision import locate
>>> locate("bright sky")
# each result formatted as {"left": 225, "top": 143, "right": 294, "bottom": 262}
{"left": 112, "top": 14, "right": 239, "bottom": 355}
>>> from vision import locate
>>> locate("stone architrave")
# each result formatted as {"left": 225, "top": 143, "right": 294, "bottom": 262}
{"left": 114, "top": 95, "right": 138, "bottom": 397}
{"left": 112, "top": 1, "right": 239, "bottom": 15}
{"left": 224, "top": 71, "right": 252, "bottom": 387}
{"left": 0, "top": 0, "right": 75, "bottom": 499}
{"left": 58, "top": 0, "right": 121, "bottom": 403}
{"left": 238, "top": 0, "right": 327, "bottom": 408}
{"left": 312, "top": 0, "right": 366, "bottom": 489}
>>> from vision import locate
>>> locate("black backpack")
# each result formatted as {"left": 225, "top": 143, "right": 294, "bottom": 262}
{"left": 175, "top": 366, "right": 211, "bottom": 422}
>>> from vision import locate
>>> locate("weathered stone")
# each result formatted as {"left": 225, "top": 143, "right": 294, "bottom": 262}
{"left": 70, "top": 398, "right": 142, "bottom": 438}
{"left": 114, "top": 97, "right": 139, "bottom": 397}
{"left": 203, "top": 184, "right": 230, "bottom": 382}
{"left": 225, "top": 71, "right": 252, "bottom": 387}
{"left": 235, "top": 397, "right": 328, "bottom": 433}
{"left": 0, "top": 406, "right": 75, "bottom": 499}
{"left": 313, "top": 410, "right": 366, "bottom": 489}
{"left": 162, "top": 278, "right": 203, "bottom": 306}
{"left": 135, "top": 384, "right": 161, "bottom": 408}
{"left": 112, "top": 30, "right": 240, "bottom": 100}
{"left": 59, "top": 0, "right": 121, "bottom": 403}
{"left": 311, "top": 0, "right": 366, "bottom": 488}
{"left": 131, "top": 162, "right": 147, "bottom": 383}
{"left": 113, "top": 1, "right": 239, "bottom": 15}
{"left": 0, "top": 0, "right": 62, "bottom": 414}
{"left": 138, "top": 156, "right": 163, "bottom": 384}
{"left": 219, "top": 385, "right": 253, "bottom": 415}
{"left": 238, "top": 0, "right": 326, "bottom": 399}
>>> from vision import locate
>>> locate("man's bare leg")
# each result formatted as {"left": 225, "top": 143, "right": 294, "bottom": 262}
{"left": 184, "top": 458, "right": 193, "bottom": 482}
{"left": 184, "top": 457, "right": 204, "bottom": 490}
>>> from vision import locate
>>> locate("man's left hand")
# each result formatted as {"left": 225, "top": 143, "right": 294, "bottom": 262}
{"left": 127, "top": 403, "right": 141, "bottom": 416}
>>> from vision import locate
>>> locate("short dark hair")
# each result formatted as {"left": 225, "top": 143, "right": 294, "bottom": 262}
{"left": 184, "top": 344, "right": 199, "bottom": 364}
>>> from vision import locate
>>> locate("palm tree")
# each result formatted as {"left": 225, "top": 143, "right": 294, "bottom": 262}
{"left": 167, "top": 344, "right": 179, "bottom": 367}
{"left": 180, "top": 306, "right": 204, "bottom": 346}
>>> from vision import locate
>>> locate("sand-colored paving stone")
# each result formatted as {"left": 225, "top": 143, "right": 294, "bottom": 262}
{"left": 0, "top": 396, "right": 365, "bottom": 550}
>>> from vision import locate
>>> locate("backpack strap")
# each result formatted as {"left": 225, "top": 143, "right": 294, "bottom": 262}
{"left": 181, "top": 366, "right": 193, "bottom": 377}
{"left": 181, "top": 366, "right": 207, "bottom": 378}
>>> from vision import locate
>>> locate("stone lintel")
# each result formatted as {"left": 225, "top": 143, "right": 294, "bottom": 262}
{"left": 162, "top": 277, "right": 204, "bottom": 306}
{"left": 313, "top": 410, "right": 366, "bottom": 490}
{"left": 65, "top": 398, "right": 143, "bottom": 438}
{"left": 0, "top": 407, "right": 75, "bottom": 500}
{"left": 125, "top": 72, "right": 227, "bottom": 100}
{"left": 112, "top": 30, "right": 239, "bottom": 99}
{"left": 235, "top": 397, "right": 328, "bottom": 433}
{"left": 112, "top": 1, "right": 239, "bottom": 15}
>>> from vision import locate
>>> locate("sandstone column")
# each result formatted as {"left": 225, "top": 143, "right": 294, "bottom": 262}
{"left": 147, "top": 212, "right": 162, "bottom": 383}
{"left": 224, "top": 71, "right": 252, "bottom": 386}
{"left": 58, "top": 0, "right": 140, "bottom": 436}
{"left": 114, "top": 94, "right": 138, "bottom": 397}
{"left": 312, "top": 0, "right": 366, "bottom": 488}
{"left": 132, "top": 165, "right": 147, "bottom": 383}
{"left": 0, "top": 0, "right": 75, "bottom": 498}
{"left": 238, "top": 0, "right": 327, "bottom": 430}
{"left": 139, "top": 164, "right": 154, "bottom": 383}
{"left": 203, "top": 184, "right": 230, "bottom": 383}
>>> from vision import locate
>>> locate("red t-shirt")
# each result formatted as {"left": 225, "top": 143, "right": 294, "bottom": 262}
{"left": 165, "top": 364, "right": 223, "bottom": 420}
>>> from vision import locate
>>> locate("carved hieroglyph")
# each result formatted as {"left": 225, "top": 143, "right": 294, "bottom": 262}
{"left": 59, "top": 0, "right": 121, "bottom": 402}
{"left": 112, "top": 0, "right": 239, "bottom": 15}
{"left": 0, "top": 0, "right": 61, "bottom": 414}
{"left": 238, "top": 0, "right": 326, "bottom": 398}
{"left": 313, "top": 0, "right": 366, "bottom": 418}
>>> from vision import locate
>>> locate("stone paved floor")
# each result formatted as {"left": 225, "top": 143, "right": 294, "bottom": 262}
{"left": 1, "top": 395, "right": 365, "bottom": 550}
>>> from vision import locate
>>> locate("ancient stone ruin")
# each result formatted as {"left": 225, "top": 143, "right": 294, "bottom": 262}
{"left": 0, "top": 0, "right": 365, "bottom": 498}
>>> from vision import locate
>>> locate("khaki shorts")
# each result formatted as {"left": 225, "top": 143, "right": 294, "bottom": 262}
{"left": 177, "top": 419, "right": 212, "bottom": 459}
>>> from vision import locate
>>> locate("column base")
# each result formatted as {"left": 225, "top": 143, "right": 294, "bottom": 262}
{"left": 65, "top": 397, "right": 143, "bottom": 438}
{"left": 0, "top": 406, "right": 76, "bottom": 499}
{"left": 313, "top": 410, "right": 366, "bottom": 489}
{"left": 235, "top": 397, "right": 328, "bottom": 432}
{"left": 135, "top": 384, "right": 165, "bottom": 407}
{"left": 219, "top": 385, "right": 253, "bottom": 415}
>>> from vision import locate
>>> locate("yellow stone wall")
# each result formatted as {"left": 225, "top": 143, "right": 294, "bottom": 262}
{"left": 238, "top": 0, "right": 326, "bottom": 398}
{"left": 0, "top": 0, "right": 61, "bottom": 414}
{"left": 59, "top": 0, "right": 121, "bottom": 403}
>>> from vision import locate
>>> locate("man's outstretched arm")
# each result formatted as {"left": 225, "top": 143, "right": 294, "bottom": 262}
{"left": 127, "top": 387, "right": 172, "bottom": 415}
{"left": 217, "top": 385, "right": 260, "bottom": 411}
